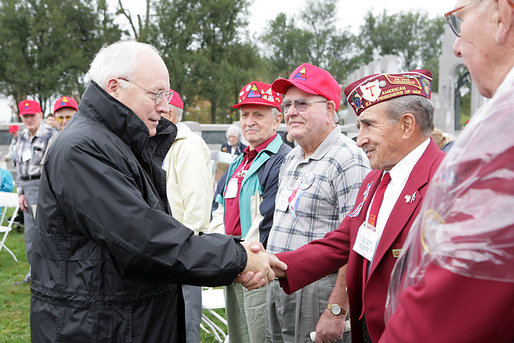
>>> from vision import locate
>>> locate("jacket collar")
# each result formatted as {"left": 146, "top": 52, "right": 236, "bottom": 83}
{"left": 80, "top": 81, "right": 176, "bottom": 161}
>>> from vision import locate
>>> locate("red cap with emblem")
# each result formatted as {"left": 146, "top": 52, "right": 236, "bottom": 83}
{"left": 53, "top": 96, "right": 78, "bottom": 114}
{"left": 344, "top": 69, "right": 433, "bottom": 116}
{"left": 272, "top": 63, "right": 341, "bottom": 110}
{"left": 18, "top": 99, "right": 42, "bottom": 116}
{"left": 166, "top": 88, "right": 184, "bottom": 110}
{"left": 233, "top": 81, "right": 282, "bottom": 111}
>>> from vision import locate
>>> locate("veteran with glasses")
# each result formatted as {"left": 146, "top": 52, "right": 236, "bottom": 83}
{"left": 378, "top": 0, "right": 514, "bottom": 342}
{"left": 53, "top": 96, "right": 79, "bottom": 130}
{"left": 265, "top": 63, "right": 370, "bottom": 343}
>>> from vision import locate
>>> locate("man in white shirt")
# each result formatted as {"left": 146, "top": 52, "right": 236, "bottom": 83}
{"left": 269, "top": 69, "right": 446, "bottom": 343}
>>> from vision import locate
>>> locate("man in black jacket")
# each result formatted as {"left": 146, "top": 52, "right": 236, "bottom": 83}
{"left": 30, "top": 40, "right": 284, "bottom": 343}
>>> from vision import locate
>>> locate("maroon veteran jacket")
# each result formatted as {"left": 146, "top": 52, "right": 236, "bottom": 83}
{"left": 276, "top": 139, "right": 445, "bottom": 343}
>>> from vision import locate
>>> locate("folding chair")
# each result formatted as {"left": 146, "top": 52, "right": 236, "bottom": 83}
{"left": 201, "top": 287, "right": 228, "bottom": 342}
{"left": 0, "top": 192, "right": 20, "bottom": 262}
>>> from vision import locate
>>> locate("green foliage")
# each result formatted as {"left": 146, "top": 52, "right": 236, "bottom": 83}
{"left": 0, "top": 0, "right": 122, "bottom": 113}
{"left": 0, "top": 231, "right": 31, "bottom": 342}
{"left": 357, "top": 10, "right": 445, "bottom": 91}
{"left": 261, "top": 0, "right": 361, "bottom": 83}
{"left": 0, "top": 0, "right": 446, "bottom": 123}
{"left": 152, "top": 0, "right": 266, "bottom": 123}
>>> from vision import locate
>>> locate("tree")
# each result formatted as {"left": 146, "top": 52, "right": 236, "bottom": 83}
{"left": 0, "top": 0, "right": 121, "bottom": 113}
{"left": 357, "top": 10, "right": 445, "bottom": 90}
{"left": 153, "top": 0, "right": 264, "bottom": 123}
{"left": 261, "top": 0, "right": 361, "bottom": 85}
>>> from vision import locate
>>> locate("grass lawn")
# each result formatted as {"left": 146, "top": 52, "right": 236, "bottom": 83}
{"left": 0, "top": 222, "right": 227, "bottom": 342}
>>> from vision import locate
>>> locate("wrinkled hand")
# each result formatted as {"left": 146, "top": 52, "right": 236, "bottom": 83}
{"left": 234, "top": 241, "right": 287, "bottom": 290}
{"left": 18, "top": 194, "right": 28, "bottom": 213}
{"left": 315, "top": 310, "right": 346, "bottom": 343}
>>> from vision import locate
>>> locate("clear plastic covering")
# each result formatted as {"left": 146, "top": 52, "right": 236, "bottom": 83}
{"left": 385, "top": 67, "right": 514, "bottom": 322}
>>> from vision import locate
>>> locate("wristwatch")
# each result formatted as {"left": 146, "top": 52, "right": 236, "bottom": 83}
{"left": 327, "top": 303, "right": 348, "bottom": 316}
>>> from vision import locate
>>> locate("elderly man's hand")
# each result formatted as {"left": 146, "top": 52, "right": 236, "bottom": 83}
{"left": 234, "top": 241, "right": 288, "bottom": 290}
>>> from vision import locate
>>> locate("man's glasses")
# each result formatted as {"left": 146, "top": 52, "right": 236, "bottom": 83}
{"left": 281, "top": 99, "right": 327, "bottom": 113}
{"left": 118, "top": 78, "right": 166, "bottom": 105}
{"left": 444, "top": 3, "right": 474, "bottom": 37}
{"left": 56, "top": 115, "right": 73, "bottom": 122}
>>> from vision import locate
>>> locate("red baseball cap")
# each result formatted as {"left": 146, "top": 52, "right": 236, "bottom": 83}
{"left": 53, "top": 96, "right": 78, "bottom": 114}
{"left": 166, "top": 89, "right": 184, "bottom": 110}
{"left": 18, "top": 99, "right": 41, "bottom": 116}
{"left": 344, "top": 69, "right": 433, "bottom": 116}
{"left": 8, "top": 125, "right": 19, "bottom": 133}
{"left": 232, "top": 81, "right": 283, "bottom": 111}
{"left": 271, "top": 63, "right": 341, "bottom": 110}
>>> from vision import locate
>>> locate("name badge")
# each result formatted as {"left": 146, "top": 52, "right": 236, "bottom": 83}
{"left": 224, "top": 178, "right": 238, "bottom": 199}
{"left": 353, "top": 222, "right": 379, "bottom": 261}
{"left": 22, "top": 149, "right": 32, "bottom": 162}
{"left": 275, "top": 193, "right": 289, "bottom": 212}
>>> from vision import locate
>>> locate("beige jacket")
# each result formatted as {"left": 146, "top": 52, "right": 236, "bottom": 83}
{"left": 163, "top": 123, "right": 213, "bottom": 234}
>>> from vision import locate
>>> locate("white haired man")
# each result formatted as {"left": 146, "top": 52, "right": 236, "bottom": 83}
{"left": 30, "top": 40, "right": 285, "bottom": 342}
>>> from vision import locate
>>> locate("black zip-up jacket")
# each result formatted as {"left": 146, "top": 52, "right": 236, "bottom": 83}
{"left": 31, "top": 81, "right": 246, "bottom": 343}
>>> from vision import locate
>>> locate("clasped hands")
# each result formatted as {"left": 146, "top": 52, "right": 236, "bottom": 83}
{"left": 234, "top": 241, "right": 287, "bottom": 290}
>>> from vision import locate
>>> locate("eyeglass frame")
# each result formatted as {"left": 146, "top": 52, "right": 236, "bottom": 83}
{"left": 281, "top": 99, "right": 328, "bottom": 113}
{"left": 117, "top": 78, "right": 166, "bottom": 105}
{"left": 444, "top": 1, "right": 514, "bottom": 37}
{"left": 55, "top": 115, "right": 73, "bottom": 122}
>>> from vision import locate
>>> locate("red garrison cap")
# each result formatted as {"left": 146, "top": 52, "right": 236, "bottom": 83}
{"left": 233, "top": 81, "right": 282, "bottom": 111}
{"left": 8, "top": 125, "right": 19, "bottom": 133}
{"left": 272, "top": 63, "right": 341, "bottom": 110}
{"left": 344, "top": 69, "right": 432, "bottom": 116}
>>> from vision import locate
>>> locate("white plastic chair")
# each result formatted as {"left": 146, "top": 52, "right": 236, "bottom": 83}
{"left": 201, "top": 287, "right": 228, "bottom": 342}
{"left": 0, "top": 192, "right": 20, "bottom": 262}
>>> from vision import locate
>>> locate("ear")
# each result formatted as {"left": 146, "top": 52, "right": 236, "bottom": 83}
{"left": 399, "top": 113, "right": 416, "bottom": 139}
{"left": 326, "top": 100, "right": 336, "bottom": 124}
{"left": 105, "top": 78, "right": 121, "bottom": 98}
{"left": 495, "top": 0, "right": 513, "bottom": 43}
{"left": 274, "top": 112, "right": 283, "bottom": 128}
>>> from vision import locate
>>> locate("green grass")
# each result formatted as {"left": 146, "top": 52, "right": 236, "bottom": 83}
{"left": 0, "top": 221, "right": 227, "bottom": 342}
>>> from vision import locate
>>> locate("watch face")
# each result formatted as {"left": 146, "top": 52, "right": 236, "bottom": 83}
{"left": 331, "top": 304, "right": 342, "bottom": 315}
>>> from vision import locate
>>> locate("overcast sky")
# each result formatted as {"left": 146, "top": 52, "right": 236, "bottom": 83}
{"left": 1, "top": 0, "right": 456, "bottom": 122}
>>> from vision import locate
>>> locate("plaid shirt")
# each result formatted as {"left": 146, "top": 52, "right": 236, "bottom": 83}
{"left": 15, "top": 123, "right": 57, "bottom": 194}
{"left": 267, "top": 127, "right": 370, "bottom": 254}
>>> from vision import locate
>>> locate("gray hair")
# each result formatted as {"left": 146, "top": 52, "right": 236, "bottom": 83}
{"left": 88, "top": 40, "right": 161, "bottom": 88}
{"left": 226, "top": 125, "right": 241, "bottom": 138}
{"left": 169, "top": 105, "right": 184, "bottom": 123}
{"left": 385, "top": 95, "right": 434, "bottom": 136}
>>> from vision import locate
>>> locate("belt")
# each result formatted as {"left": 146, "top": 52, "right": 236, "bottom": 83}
{"left": 20, "top": 175, "right": 41, "bottom": 181}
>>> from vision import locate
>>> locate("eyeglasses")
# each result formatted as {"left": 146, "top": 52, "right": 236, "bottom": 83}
{"left": 281, "top": 99, "right": 328, "bottom": 113}
{"left": 56, "top": 115, "right": 73, "bottom": 122}
{"left": 444, "top": 2, "right": 476, "bottom": 37}
{"left": 118, "top": 78, "right": 166, "bottom": 105}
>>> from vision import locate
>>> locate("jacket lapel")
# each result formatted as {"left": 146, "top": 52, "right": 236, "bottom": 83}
{"left": 370, "top": 140, "right": 440, "bottom": 276}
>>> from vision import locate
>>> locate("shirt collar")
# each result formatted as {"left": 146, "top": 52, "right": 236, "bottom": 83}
{"left": 388, "top": 138, "right": 430, "bottom": 185}
{"left": 243, "top": 133, "right": 277, "bottom": 161}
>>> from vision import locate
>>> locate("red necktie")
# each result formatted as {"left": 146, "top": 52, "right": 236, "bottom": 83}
{"left": 360, "top": 172, "right": 391, "bottom": 319}
{"left": 368, "top": 172, "right": 391, "bottom": 227}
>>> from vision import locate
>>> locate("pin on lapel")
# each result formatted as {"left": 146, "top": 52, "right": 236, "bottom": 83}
{"left": 404, "top": 192, "right": 417, "bottom": 204}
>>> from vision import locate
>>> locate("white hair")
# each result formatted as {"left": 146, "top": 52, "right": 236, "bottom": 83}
{"left": 168, "top": 105, "right": 184, "bottom": 123}
{"left": 226, "top": 125, "right": 241, "bottom": 138}
{"left": 87, "top": 40, "right": 161, "bottom": 88}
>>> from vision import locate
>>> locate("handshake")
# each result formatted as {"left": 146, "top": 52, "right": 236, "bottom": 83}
{"left": 235, "top": 241, "right": 288, "bottom": 290}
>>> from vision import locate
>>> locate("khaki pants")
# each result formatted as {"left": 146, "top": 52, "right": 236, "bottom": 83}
{"left": 225, "top": 282, "right": 268, "bottom": 343}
